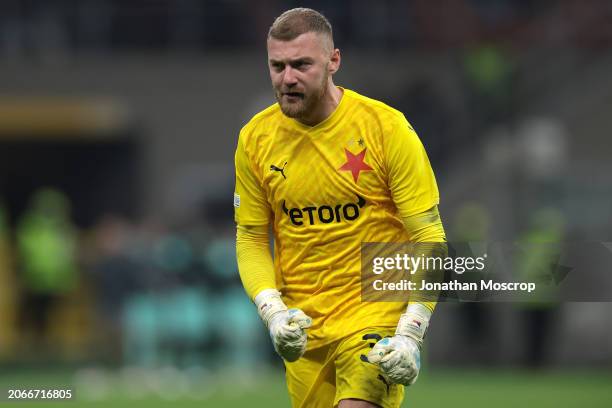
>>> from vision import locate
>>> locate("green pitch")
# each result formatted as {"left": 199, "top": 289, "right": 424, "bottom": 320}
{"left": 0, "top": 368, "right": 610, "bottom": 407}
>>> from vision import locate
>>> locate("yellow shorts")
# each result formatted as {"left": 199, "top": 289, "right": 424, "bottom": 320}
{"left": 285, "top": 327, "right": 405, "bottom": 408}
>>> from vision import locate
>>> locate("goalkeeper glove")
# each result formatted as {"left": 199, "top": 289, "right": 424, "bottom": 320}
{"left": 367, "top": 303, "right": 431, "bottom": 386}
{"left": 254, "top": 289, "right": 312, "bottom": 362}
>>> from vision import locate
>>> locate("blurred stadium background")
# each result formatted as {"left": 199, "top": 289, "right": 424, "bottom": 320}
{"left": 0, "top": 1, "right": 611, "bottom": 406}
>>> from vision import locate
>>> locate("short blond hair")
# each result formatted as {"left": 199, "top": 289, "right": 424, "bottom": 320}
{"left": 268, "top": 8, "right": 333, "bottom": 46}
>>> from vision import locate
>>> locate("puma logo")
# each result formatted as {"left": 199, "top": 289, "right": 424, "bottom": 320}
{"left": 270, "top": 161, "right": 287, "bottom": 179}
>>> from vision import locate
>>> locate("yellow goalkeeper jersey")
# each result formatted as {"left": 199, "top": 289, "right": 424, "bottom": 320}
{"left": 234, "top": 88, "right": 439, "bottom": 349}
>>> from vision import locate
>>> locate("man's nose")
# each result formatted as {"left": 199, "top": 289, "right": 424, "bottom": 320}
{"left": 282, "top": 66, "right": 298, "bottom": 87}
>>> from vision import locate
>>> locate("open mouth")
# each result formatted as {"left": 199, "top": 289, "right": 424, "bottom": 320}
{"left": 283, "top": 92, "right": 304, "bottom": 99}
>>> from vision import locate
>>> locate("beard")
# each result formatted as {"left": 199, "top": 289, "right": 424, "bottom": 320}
{"left": 275, "top": 72, "right": 329, "bottom": 120}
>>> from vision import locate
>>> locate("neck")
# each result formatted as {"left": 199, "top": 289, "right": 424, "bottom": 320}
{"left": 298, "top": 82, "right": 343, "bottom": 127}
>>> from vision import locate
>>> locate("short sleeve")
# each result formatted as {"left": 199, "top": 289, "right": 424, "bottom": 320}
{"left": 385, "top": 116, "right": 440, "bottom": 219}
{"left": 234, "top": 131, "right": 272, "bottom": 226}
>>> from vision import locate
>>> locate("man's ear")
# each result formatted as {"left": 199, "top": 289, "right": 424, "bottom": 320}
{"left": 329, "top": 48, "right": 341, "bottom": 75}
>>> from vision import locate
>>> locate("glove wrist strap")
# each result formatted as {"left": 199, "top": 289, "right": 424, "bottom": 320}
{"left": 254, "top": 289, "right": 287, "bottom": 327}
{"left": 395, "top": 303, "right": 431, "bottom": 349}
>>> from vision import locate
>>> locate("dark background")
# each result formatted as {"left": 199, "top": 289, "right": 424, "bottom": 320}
{"left": 0, "top": 1, "right": 611, "bottom": 406}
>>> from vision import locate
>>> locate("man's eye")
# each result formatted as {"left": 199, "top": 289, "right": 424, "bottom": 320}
{"left": 293, "top": 61, "right": 310, "bottom": 70}
{"left": 272, "top": 63, "right": 284, "bottom": 71}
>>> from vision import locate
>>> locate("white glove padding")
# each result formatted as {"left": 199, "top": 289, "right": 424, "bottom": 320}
{"left": 254, "top": 289, "right": 312, "bottom": 362}
{"left": 367, "top": 335, "right": 421, "bottom": 386}
{"left": 268, "top": 308, "right": 312, "bottom": 362}
{"left": 368, "top": 303, "right": 431, "bottom": 386}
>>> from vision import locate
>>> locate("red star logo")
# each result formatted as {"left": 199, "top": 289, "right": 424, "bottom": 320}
{"left": 339, "top": 148, "right": 373, "bottom": 182}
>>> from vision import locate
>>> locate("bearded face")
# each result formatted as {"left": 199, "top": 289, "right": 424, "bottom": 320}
{"left": 267, "top": 32, "right": 335, "bottom": 123}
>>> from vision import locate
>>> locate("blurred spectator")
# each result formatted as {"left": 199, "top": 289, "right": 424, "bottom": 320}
{"left": 516, "top": 208, "right": 566, "bottom": 368}
{"left": 15, "top": 187, "right": 78, "bottom": 352}
{"left": 513, "top": 117, "right": 569, "bottom": 367}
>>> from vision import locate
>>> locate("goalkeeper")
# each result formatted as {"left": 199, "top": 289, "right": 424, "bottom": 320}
{"left": 235, "top": 8, "right": 446, "bottom": 408}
